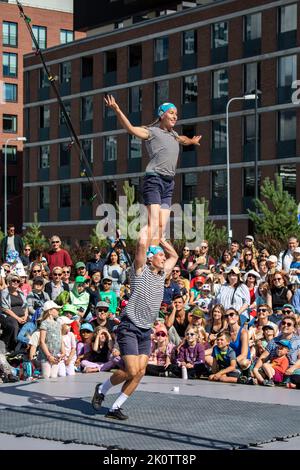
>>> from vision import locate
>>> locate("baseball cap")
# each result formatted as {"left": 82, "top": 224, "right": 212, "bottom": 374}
{"left": 102, "top": 275, "right": 113, "bottom": 282}
{"left": 262, "top": 324, "right": 276, "bottom": 331}
{"left": 80, "top": 323, "right": 94, "bottom": 332}
{"left": 191, "top": 307, "right": 205, "bottom": 318}
{"left": 75, "top": 275, "right": 86, "bottom": 284}
{"left": 275, "top": 338, "right": 292, "bottom": 349}
{"left": 32, "top": 276, "right": 44, "bottom": 284}
{"left": 225, "top": 266, "right": 241, "bottom": 275}
{"left": 245, "top": 235, "right": 254, "bottom": 241}
{"left": 157, "top": 102, "right": 177, "bottom": 117}
{"left": 96, "top": 301, "right": 109, "bottom": 310}
{"left": 43, "top": 300, "right": 60, "bottom": 311}
{"left": 267, "top": 255, "right": 278, "bottom": 263}
{"left": 93, "top": 246, "right": 100, "bottom": 252}
{"left": 282, "top": 304, "right": 296, "bottom": 313}
{"left": 57, "top": 316, "right": 74, "bottom": 325}
{"left": 62, "top": 304, "right": 78, "bottom": 316}
{"left": 293, "top": 247, "right": 300, "bottom": 254}
{"left": 194, "top": 275, "right": 206, "bottom": 284}
{"left": 75, "top": 262, "right": 86, "bottom": 269}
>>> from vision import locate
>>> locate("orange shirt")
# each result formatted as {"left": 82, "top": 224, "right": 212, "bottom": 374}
{"left": 271, "top": 355, "right": 289, "bottom": 374}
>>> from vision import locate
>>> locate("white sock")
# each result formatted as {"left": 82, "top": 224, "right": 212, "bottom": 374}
{"left": 110, "top": 392, "right": 129, "bottom": 411}
{"left": 98, "top": 378, "right": 113, "bottom": 396}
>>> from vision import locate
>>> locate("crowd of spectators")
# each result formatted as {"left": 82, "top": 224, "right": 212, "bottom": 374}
{"left": 0, "top": 224, "right": 299, "bottom": 390}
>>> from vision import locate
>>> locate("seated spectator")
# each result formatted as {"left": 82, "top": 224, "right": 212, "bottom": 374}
{"left": 61, "top": 266, "right": 73, "bottom": 288}
{"left": 190, "top": 283, "right": 212, "bottom": 318}
{"left": 206, "top": 304, "right": 227, "bottom": 345}
{"left": 29, "top": 262, "right": 44, "bottom": 284}
{"left": 229, "top": 240, "right": 241, "bottom": 265}
{"left": 163, "top": 275, "right": 181, "bottom": 305}
{"left": 90, "top": 301, "right": 116, "bottom": 334}
{"left": 239, "top": 249, "right": 259, "bottom": 273}
{"left": 146, "top": 323, "right": 175, "bottom": 377}
{"left": 69, "top": 275, "right": 90, "bottom": 319}
{"left": 248, "top": 304, "right": 278, "bottom": 359}
{"left": 257, "top": 259, "right": 268, "bottom": 282}
{"left": 253, "top": 338, "right": 291, "bottom": 386}
{"left": 81, "top": 326, "right": 114, "bottom": 373}
{"left": 189, "top": 276, "right": 206, "bottom": 305}
{"left": 103, "top": 251, "right": 126, "bottom": 299}
{"left": 19, "top": 270, "right": 32, "bottom": 297}
{"left": 75, "top": 323, "right": 94, "bottom": 371}
{"left": 215, "top": 267, "right": 250, "bottom": 321}
{"left": 288, "top": 247, "right": 300, "bottom": 284}
{"left": 75, "top": 261, "right": 89, "bottom": 279}
{"left": 177, "top": 276, "right": 189, "bottom": 304}
{"left": 99, "top": 276, "right": 118, "bottom": 316}
{"left": 0, "top": 274, "right": 28, "bottom": 352}
{"left": 266, "top": 271, "right": 292, "bottom": 311}
{"left": 178, "top": 246, "right": 193, "bottom": 279}
{"left": 86, "top": 246, "right": 106, "bottom": 276}
{"left": 255, "top": 281, "right": 269, "bottom": 308}
{"left": 165, "top": 296, "right": 190, "bottom": 343}
{"left": 218, "top": 249, "right": 238, "bottom": 270}
{"left": 277, "top": 236, "right": 299, "bottom": 273}
{"left": 226, "top": 308, "right": 251, "bottom": 375}
{"left": 241, "top": 235, "right": 259, "bottom": 261}
{"left": 44, "top": 266, "right": 70, "bottom": 301}
{"left": 209, "top": 331, "right": 240, "bottom": 383}
{"left": 174, "top": 325, "right": 207, "bottom": 379}
{"left": 20, "top": 245, "right": 31, "bottom": 267}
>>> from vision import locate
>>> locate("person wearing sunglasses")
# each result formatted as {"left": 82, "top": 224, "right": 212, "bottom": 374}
{"left": 0, "top": 274, "right": 28, "bottom": 352}
{"left": 99, "top": 276, "right": 118, "bottom": 316}
{"left": 44, "top": 235, "right": 73, "bottom": 273}
{"left": 90, "top": 301, "right": 115, "bottom": 334}
{"left": 20, "top": 245, "right": 31, "bottom": 267}
{"left": 266, "top": 270, "right": 292, "bottom": 311}
{"left": 226, "top": 308, "right": 251, "bottom": 379}
{"left": 69, "top": 275, "right": 90, "bottom": 320}
{"left": 44, "top": 266, "right": 70, "bottom": 301}
{"left": 248, "top": 304, "right": 278, "bottom": 360}
{"left": 0, "top": 224, "right": 24, "bottom": 264}
{"left": 215, "top": 267, "right": 250, "bottom": 323}
{"left": 175, "top": 325, "right": 207, "bottom": 379}
{"left": 146, "top": 324, "right": 175, "bottom": 377}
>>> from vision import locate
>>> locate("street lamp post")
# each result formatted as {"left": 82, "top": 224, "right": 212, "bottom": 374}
{"left": 4, "top": 136, "right": 27, "bottom": 234}
{"left": 226, "top": 94, "right": 256, "bottom": 245}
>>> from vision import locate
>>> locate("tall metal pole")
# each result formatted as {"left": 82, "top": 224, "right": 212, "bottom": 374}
{"left": 4, "top": 139, "right": 10, "bottom": 235}
{"left": 254, "top": 81, "right": 259, "bottom": 208}
{"left": 226, "top": 100, "right": 232, "bottom": 246}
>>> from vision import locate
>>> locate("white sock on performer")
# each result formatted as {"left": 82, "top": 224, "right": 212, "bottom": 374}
{"left": 110, "top": 392, "right": 129, "bottom": 411}
{"left": 98, "top": 378, "right": 113, "bottom": 396}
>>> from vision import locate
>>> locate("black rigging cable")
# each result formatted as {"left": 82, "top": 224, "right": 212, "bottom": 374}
{"left": 16, "top": 0, "right": 103, "bottom": 205}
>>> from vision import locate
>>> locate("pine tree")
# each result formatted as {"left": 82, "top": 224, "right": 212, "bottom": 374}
{"left": 248, "top": 175, "right": 300, "bottom": 243}
{"left": 23, "top": 213, "right": 47, "bottom": 250}
{"left": 0, "top": 227, "right": 4, "bottom": 245}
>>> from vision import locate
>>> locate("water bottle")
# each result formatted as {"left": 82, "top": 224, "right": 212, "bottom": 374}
{"left": 181, "top": 366, "right": 188, "bottom": 380}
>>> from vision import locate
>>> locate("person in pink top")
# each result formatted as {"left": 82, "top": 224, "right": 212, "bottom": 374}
{"left": 45, "top": 236, "right": 73, "bottom": 272}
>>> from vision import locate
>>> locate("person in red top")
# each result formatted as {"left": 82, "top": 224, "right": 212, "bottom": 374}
{"left": 253, "top": 338, "right": 291, "bottom": 386}
{"left": 45, "top": 236, "right": 73, "bottom": 272}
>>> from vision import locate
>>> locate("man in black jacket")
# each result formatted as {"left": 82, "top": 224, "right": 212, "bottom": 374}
{"left": 1, "top": 224, "right": 23, "bottom": 262}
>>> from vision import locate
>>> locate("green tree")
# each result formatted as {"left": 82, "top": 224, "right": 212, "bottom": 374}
{"left": 23, "top": 213, "right": 47, "bottom": 250}
{"left": 248, "top": 175, "right": 300, "bottom": 244}
{"left": 89, "top": 227, "right": 109, "bottom": 250}
{"left": 0, "top": 227, "right": 4, "bottom": 245}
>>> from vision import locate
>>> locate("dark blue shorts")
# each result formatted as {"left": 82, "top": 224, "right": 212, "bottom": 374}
{"left": 143, "top": 174, "right": 175, "bottom": 208}
{"left": 116, "top": 317, "right": 152, "bottom": 356}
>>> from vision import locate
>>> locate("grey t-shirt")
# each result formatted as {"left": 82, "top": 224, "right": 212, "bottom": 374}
{"left": 145, "top": 126, "right": 180, "bottom": 177}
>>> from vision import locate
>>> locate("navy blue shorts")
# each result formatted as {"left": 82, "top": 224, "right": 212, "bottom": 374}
{"left": 116, "top": 317, "right": 152, "bottom": 356}
{"left": 143, "top": 174, "right": 175, "bottom": 208}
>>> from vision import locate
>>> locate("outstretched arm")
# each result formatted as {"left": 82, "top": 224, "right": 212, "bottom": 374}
{"left": 134, "top": 225, "right": 149, "bottom": 275}
{"left": 177, "top": 135, "right": 202, "bottom": 146}
{"left": 104, "top": 95, "right": 150, "bottom": 140}
{"left": 160, "top": 238, "right": 178, "bottom": 276}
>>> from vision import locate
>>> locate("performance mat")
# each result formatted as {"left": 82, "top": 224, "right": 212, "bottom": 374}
{"left": 0, "top": 391, "right": 299, "bottom": 449}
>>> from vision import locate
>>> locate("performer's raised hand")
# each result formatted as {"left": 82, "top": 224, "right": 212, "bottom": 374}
{"left": 104, "top": 94, "right": 120, "bottom": 112}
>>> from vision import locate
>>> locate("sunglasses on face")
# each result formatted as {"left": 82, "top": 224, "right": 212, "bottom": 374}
{"left": 51, "top": 240, "right": 60, "bottom": 244}
{"left": 245, "top": 253, "right": 252, "bottom": 256}
{"left": 281, "top": 321, "right": 293, "bottom": 327}
{"left": 248, "top": 275, "right": 256, "bottom": 278}
{"left": 225, "top": 312, "right": 236, "bottom": 318}
{"left": 32, "top": 270, "right": 41, "bottom": 273}
{"left": 4, "top": 269, "right": 10, "bottom": 273}
{"left": 156, "top": 332, "right": 166, "bottom": 337}
{"left": 62, "top": 271, "right": 70, "bottom": 274}
{"left": 11, "top": 279, "right": 20, "bottom": 283}
{"left": 183, "top": 249, "right": 189, "bottom": 251}
{"left": 97, "top": 309, "right": 108, "bottom": 313}
{"left": 24, "top": 248, "right": 31, "bottom": 251}
{"left": 258, "top": 309, "right": 268, "bottom": 313}
{"left": 103, "top": 282, "right": 112, "bottom": 285}
{"left": 282, "top": 309, "right": 292, "bottom": 314}
{"left": 53, "top": 273, "right": 62, "bottom": 276}
{"left": 172, "top": 270, "right": 180, "bottom": 273}
{"left": 186, "top": 332, "right": 196, "bottom": 337}
{"left": 274, "top": 278, "right": 282, "bottom": 281}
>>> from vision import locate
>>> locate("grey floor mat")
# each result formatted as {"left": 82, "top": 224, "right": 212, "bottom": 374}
{"left": 0, "top": 391, "right": 299, "bottom": 450}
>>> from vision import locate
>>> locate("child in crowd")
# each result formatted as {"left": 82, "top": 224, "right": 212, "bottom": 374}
{"left": 99, "top": 276, "right": 118, "bottom": 315}
{"left": 39, "top": 301, "right": 65, "bottom": 379}
{"left": 193, "top": 284, "right": 212, "bottom": 320}
{"left": 81, "top": 326, "right": 113, "bottom": 373}
{"left": 209, "top": 331, "right": 240, "bottom": 383}
{"left": 57, "top": 317, "right": 77, "bottom": 376}
{"left": 253, "top": 339, "right": 291, "bottom": 386}
{"left": 176, "top": 325, "right": 207, "bottom": 379}
{"left": 75, "top": 323, "right": 94, "bottom": 371}
{"left": 146, "top": 324, "right": 175, "bottom": 377}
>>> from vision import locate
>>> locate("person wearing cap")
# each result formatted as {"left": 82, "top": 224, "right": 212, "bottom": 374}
{"left": 146, "top": 323, "right": 175, "bottom": 377}
{"left": 90, "top": 301, "right": 115, "bottom": 334}
{"left": 0, "top": 273, "right": 28, "bottom": 351}
{"left": 189, "top": 275, "right": 206, "bottom": 305}
{"left": 253, "top": 338, "right": 292, "bottom": 386}
{"left": 277, "top": 236, "right": 299, "bottom": 273}
{"left": 86, "top": 246, "right": 105, "bottom": 276}
{"left": 103, "top": 251, "right": 126, "bottom": 299}
{"left": 92, "top": 225, "right": 178, "bottom": 420}
{"left": 75, "top": 261, "right": 88, "bottom": 279}
{"left": 215, "top": 267, "right": 250, "bottom": 318}
{"left": 45, "top": 235, "right": 73, "bottom": 272}
{"left": 69, "top": 275, "right": 90, "bottom": 319}
{"left": 99, "top": 276, "right": 118, "bottom": 315}
{"left": 39, "top": 300, "right": 64, "bottom": 379}
{"left": 44, "top": 266, "right": 70, "bottom": 301}
{"left": 27, "top": 276, "right": 50, "bottom": 318}
{"left": 288, "top": 247, "right": 300, "bottom": 284}
{"left": 241, "top": 235, "right": 259, "bottom": 261}
{"left": 104, "top": 94, "right": 201, "bottom": 247}
{"left": 75, "top": 323, "right": 94, "bottom": 371}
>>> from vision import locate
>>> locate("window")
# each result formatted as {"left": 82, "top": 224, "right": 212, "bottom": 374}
{"left": 104, "top": 50, "right": 116, "bottom": 73}
{"left": 182, "top": 75, "right": 198, "bottom": 103}
{"left": 155, "top": 80, "right": 169, "bottom": 107}
{"left": 129, "top": 86, "right": 142, "bottom": 113}
{"left": 104, "top": 181, "right": 117, "bottom": 205}
{"left": 104, "top": 93, "right": 117, "bottom": 118}
{"left": 243, "top": 167, "right": 261, "bottom": 198}
{"left": 81, "top": 183, "right": 93, "bottom": 206}
{"left": 244, "top": 115, "right": 260, "bottom": 144}
{"left": 3, "top": 83, "right": 17, "bottom": 102}
{"left": 104, "top": 136, "right": 117, "bottom": 161}
{"left": 60, "top": 62, "right": 71, "bottom": 83}
{"left": 81, "top": 56, "right": 93, "bottom": 78}
{"left": 40, "top": 69, "right": 50, "bottom": 88}
{"left": 278, "top": 164, "right": 296, "bottom": 198}
{"left": 129, "top": 44, "right": 142, "bottom": 67}
{"left": 278, "top": 110, "right": 296, "bottom": 141}
{"left": 244, "top": 13, "right": 261, "bottom": 41}
{"left": 3, "top": 21, "right": 17, "bottom": 46}
{"left": 60, "top": 102, "right": 71, "bottom": 125}
{"left": 154, "top": 37, "right": 168, "bottom": 62}
{"left": 60, "top": 143, "right": 71, "bottom": 167}
{"left": 81, "top": 139, "right": 93, "bottom": 164}
{"left": 40, "top": 105, "right": 50, "bottom": 128}
{"left": 81, "top": 96, "right": 93, "bottom": 121}
{"left": 39, "top": 145, "right": 50, "bottom": 169}
{"left": 279, "top": 4, "right": 297, "bottom": 33}
{"left": 182, "top": 30, "right": 197, "bottom": 55}
{"left": 59, "top": 184, "right": 70, "bottom": 208}
{"left": 3, "top": 145, "right": 17, "bottom": 163}
{"left": 213, "top": 69, "right": 228, "bottom": 98}
{"left": 278, "top": 55, "right": 297, "bottom": 87}
{"left": 182, "top": 173, "right": 198, "bottom": 202}
{"left": 212, "top": 119, "right": 226, "bottom": 149}
{"left": 3, "top": 114, "right": 17, "bottom": 133}
{"left": 129, "top": 135, "right": 142, "bottom": 159}
{"left": 212, "top": 22, "right": 228, "bottom": 48}
{"left": 212, "top": 170, "right": 227, "bottom": 198}
{"left": 39, "top": 186, "right": 50, "bottom": 209}
{"left": 3, "top": 52, "right": 17, "bottom": 77}
{"left": 244, "top": 62, "right": 261, "bottom": 93}
{"left": 32, "top": 25, "right": 47, "bottom": 49}
{"left": 60, "top": 29, "right": 74, "bottom": 44}
{"left": 182, "top": 125, "right": 196, "bottom": 152}
{"left": 7, "top": 176, "right": 17, "bottom": 194}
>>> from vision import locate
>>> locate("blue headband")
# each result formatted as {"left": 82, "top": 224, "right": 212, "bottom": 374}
{"left": 146, "top": 246, "right": 164, "bottom": 258}
{"left": 157, "top": 102, "right": 177, "bottom": 117}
